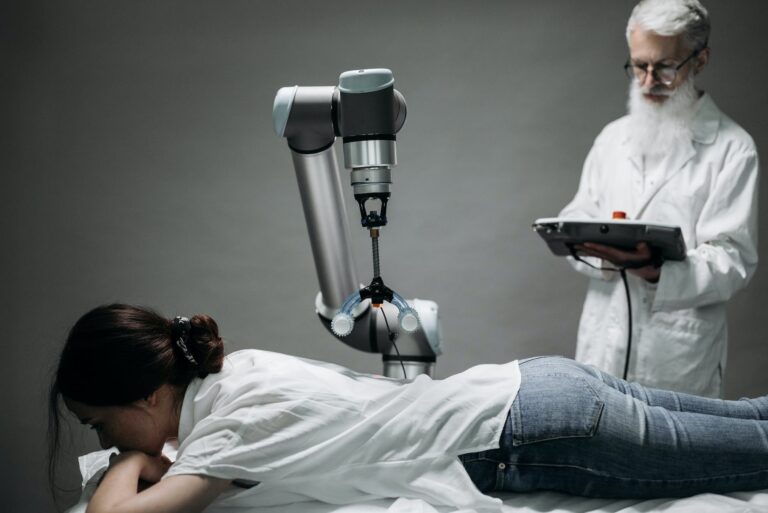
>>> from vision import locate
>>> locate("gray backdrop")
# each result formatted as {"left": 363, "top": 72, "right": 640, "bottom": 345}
{"left": 3, "top": 1, "right": 767, "bottom": 511}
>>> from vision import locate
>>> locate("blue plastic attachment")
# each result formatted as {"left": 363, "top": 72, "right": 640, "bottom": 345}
{"left": 331, "top": 289, "right": 420, "bottom": 337}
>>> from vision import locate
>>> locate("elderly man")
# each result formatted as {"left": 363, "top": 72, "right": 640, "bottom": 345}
{"left": 560, "top": 0, "right": 759, "bottom": 397}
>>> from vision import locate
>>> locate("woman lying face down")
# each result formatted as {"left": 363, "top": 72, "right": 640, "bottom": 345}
{"left": 50, "top": 304, "right": 768, "bottom": 513}
{"left": 50, "top": 305, "right": 232, "bottom": 513}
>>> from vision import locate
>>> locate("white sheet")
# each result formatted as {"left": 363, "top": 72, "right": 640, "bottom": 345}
{"left": 66, "top": 449, "right": 768, "bottom": 513}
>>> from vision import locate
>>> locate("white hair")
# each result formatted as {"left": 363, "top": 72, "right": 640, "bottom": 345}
{"left": 626, "top": 0, "right": 710, "bottom": 50}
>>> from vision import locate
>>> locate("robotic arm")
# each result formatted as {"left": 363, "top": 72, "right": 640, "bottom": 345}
{"left": 272, "top": 69, "right": 442, "bottom": 378}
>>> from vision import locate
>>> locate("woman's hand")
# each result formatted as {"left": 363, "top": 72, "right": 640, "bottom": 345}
{"left": 108, "top": 451, "right": 171, "bottom": 485}
{"left": 88, "top": 451, "right": 230, "bottom": 513}
{"left": 106, "top": 451, "right": 172, "bottom": 492}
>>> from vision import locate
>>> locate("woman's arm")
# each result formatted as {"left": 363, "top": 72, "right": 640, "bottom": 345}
{"left": 86, "top": 451, "right": 231, "bottom": 513}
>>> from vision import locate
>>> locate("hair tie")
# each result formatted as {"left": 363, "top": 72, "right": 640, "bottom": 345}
{"left": 172, "top": 316, "right": 198, "bottom": 366}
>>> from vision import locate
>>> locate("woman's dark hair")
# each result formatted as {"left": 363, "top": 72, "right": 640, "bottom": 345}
{"left": 47, "top": 303, "right": 224, "bottom": 498}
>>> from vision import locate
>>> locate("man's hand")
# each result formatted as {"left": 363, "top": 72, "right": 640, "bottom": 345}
{"left": 575, "top": 241, "right": 661, "bottom": 283}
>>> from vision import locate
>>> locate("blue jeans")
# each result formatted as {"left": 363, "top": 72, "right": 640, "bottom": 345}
{"left": 460, "top": 356, "right": 768, "bottom": 498}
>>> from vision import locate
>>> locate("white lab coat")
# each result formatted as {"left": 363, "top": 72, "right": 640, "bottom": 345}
{"left": 560, "top": 94, "right": 759, "bottom": 397}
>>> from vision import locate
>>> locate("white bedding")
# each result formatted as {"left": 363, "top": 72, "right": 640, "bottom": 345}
{"left": 66, "top": 449, "right": 768, "bottom": 513}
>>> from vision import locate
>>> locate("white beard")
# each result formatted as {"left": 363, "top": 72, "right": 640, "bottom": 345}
{"left": 626, "top": 76, "right": 699, "bottom": 157}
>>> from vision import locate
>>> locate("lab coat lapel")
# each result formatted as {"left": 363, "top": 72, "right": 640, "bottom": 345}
{"left": 632, "top": 94, "right": 720, "bottom": 219}
{"left": 627, "top": 149, "right": 643, "bottom": 175}
{"left": 634, "top": 141, "right": 696, "bottom": 218}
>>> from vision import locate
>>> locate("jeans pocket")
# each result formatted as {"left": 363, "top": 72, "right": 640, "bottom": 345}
{"left": 511, "top": 374, "right": 604, "bottom": 446}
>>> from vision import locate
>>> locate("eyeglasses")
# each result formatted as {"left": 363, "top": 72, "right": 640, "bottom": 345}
{"left": 623, "top": 47, "right": 704, "bottom": 86}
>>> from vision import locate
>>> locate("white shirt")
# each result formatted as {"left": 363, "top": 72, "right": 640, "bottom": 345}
{"left": 164, "top": 350, "right": 521, "bottom": 511}
{"left": 560, "top": 94, "right": 759, "bottom": 397}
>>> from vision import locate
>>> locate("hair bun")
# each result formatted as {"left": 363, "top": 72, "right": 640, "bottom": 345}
{"left": 188, "top": 314, "right": 225, "bottom": 377}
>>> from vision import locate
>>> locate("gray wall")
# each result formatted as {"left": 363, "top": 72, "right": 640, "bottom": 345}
{"left": 3, "top": 1, "right": 767, "bottom": 511}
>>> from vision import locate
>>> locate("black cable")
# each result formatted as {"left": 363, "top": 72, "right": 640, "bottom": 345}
{"left": 570, "top": 248, "right": 633, "bottom": 380}
{"left": 380, "top": 308, "right": 407, "bottom": 379}
{"left": 619, "top": 269, "right": 632, "bottom": 380}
